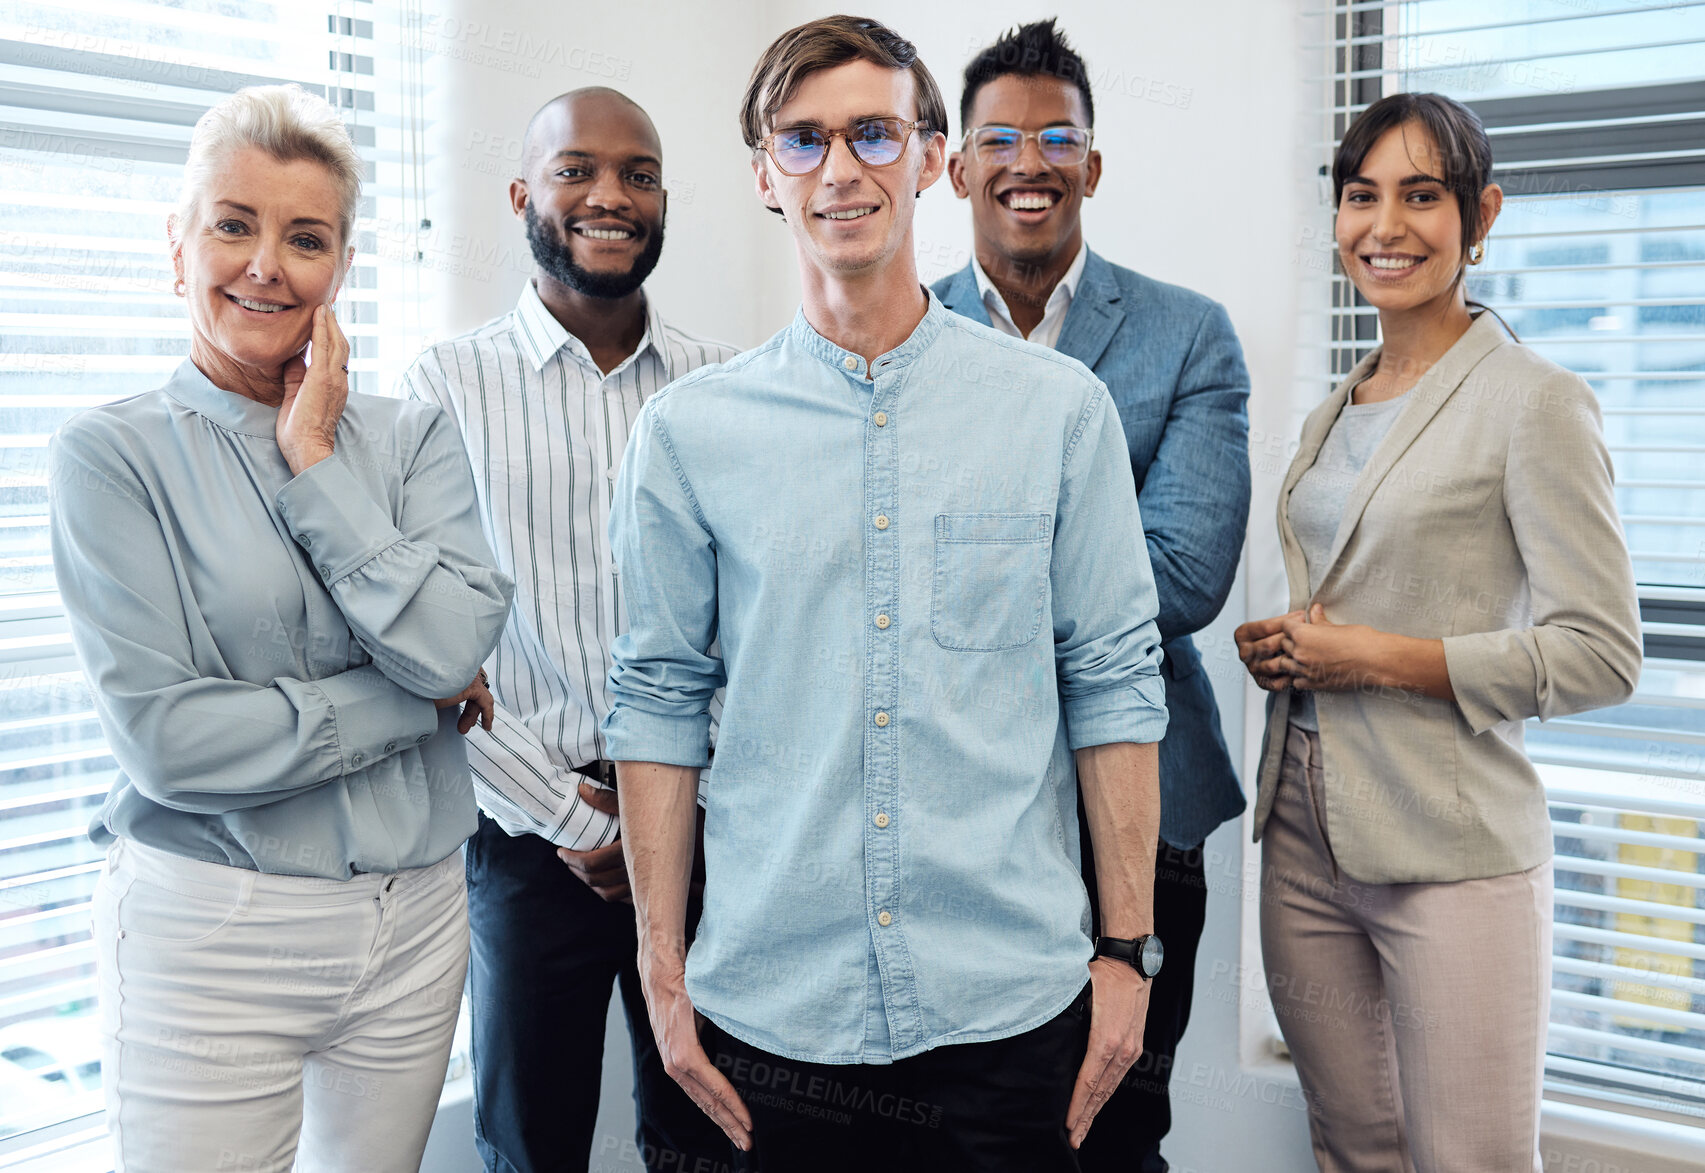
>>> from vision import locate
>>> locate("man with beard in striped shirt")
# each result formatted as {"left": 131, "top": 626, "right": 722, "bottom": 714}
{"left": 401, "top": 88, "right": 738, "bottom": 1173}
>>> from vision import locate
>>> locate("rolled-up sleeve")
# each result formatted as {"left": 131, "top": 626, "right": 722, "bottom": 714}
{"left": 275, "top": 407, "right": 513, "bottom": 700}
{"left": 602, "top": 406, "right": 724, "bottom": 766}
{"left": 1443, "top": 372, "right": 1641, "bottom": 733}
{"left": 1053, "top": 388, "right": 1169, "bottom": 749}
{"left": 49, "top": 424, "right": 438, "bottom": 812}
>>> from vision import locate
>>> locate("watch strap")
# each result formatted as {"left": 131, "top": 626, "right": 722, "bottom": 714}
{"left": 1093, "top": 934, "right": 1160, "bottom": 979}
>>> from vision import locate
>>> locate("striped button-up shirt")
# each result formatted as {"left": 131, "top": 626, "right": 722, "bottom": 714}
{"left": 402, "top": 281, "right": 739, "bottom": 848}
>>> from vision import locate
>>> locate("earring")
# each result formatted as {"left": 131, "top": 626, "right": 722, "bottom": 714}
{"left": 1468, "top": 241, "right": 1486, "bottom": 265}
{"left": 173, "top": 278, "right": 186, "bottom": 296}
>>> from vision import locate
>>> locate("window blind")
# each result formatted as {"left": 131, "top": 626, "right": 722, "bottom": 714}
{"left": 0, "top": 0, "right": 429, "bottom": 1149}
{"left": 1316, "top": 0, "right": 1705, "bottom": 1118}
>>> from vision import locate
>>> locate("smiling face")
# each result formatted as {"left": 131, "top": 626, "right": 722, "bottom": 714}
{"left": 753, "top": 58, "right": 945, "bottom": 280}
{"left": 513, "top": 91, "right": 665, "bottom": 299}
{"left": 172, "top": 146, "right": 349, "bottom": 379}
{"left": 948, "top": 73, "right": 1100, "bottom": 274}
{"left": 1335, "top": 121, "right": 1500, "bottom": 318}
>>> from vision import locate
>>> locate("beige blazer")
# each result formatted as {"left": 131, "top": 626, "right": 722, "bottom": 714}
{"left": 1252, "top": 313, "right": 1641, "bottom": 883}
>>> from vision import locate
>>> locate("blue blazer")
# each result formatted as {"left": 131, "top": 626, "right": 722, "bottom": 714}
{"left": 933, "top": 251, "right": 1251, "bottom": 848}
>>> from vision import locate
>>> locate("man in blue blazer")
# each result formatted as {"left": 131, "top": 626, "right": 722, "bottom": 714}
{"left": 934, "top": 21, "right": 1251, "bottom": 1171}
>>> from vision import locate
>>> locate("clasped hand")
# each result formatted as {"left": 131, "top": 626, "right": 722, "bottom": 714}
{"left": 1234, "top": 603, "right": 1377, "bottom": 692}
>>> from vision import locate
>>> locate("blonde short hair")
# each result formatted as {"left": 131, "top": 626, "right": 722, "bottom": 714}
{"left": 173, "top": 84, "right": 363, "bottom": 250}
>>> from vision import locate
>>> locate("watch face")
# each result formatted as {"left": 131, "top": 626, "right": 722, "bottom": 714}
{"left": 1140, "top": 935, "right": 1165, "bottom": 977}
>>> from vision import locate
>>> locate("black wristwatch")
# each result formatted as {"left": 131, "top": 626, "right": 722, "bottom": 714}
{"left": 1093, "top": 934, "right": 1164, "bottom": 980}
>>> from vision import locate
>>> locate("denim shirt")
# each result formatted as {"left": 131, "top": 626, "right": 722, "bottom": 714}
{"left": 604, "top": 298, "right": 1167, "bottom": 1064}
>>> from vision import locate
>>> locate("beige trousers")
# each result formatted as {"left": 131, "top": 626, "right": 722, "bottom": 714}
{"left": 1260, "top": 724, "right": 1551, "bottom": 1173}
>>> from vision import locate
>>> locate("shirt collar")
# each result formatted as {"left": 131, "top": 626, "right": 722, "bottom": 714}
{"left": 512, "top": 279, "right": 670, "bottom": 376}
{"left": 162, "top": 358, "right": 280, "bottom": 438}
{"left": 972, "top": 241, "right": 1089, "bottom": 328}
{"left": 788, "top": 290, "right": 948, "bottom": 380}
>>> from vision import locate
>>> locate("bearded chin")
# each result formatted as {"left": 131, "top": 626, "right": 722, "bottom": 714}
{"left": 524, "top": 205, "right": 664, "bottom": 299}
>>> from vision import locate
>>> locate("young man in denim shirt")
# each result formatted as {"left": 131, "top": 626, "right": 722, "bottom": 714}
{"left": 604, "top": 17, "right": 1170, "bottom": 1171}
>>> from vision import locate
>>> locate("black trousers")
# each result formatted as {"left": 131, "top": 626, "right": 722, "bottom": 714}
{"left": 701, "top": 984, "right": 1091, "bottom": 1173}
{"left": 1077, "top": 827, "right": 1212, "bottom": 1173}
{"left": 464, "top": 814, "right": 731, "bottom": 1173}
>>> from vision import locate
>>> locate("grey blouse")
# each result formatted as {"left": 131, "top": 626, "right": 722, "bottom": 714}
{"left": 1285, "top": 390, "right": 1407, "bottom": 732}
{"left": 49, "top": 360, "right": 514, "bottom": 878}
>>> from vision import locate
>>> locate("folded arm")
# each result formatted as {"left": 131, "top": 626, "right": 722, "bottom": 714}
{"left": 49, "top": 425, "right": 437, "bottom": 812}
{"left": 275, "top": 407, "right": 513, "bottom": 700}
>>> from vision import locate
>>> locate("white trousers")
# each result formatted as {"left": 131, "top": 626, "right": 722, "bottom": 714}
{"left": 94, "top": 837, "right": 469, "bottom": 1173}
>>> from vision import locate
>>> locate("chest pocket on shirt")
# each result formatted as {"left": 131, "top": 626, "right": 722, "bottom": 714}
{"left": 932, "top": 513, "right": 1052, "bottom": 652}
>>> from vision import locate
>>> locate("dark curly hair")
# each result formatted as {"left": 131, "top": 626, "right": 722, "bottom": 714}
{"left": 959, "top": 19, "right": 1094, "bottom": 136}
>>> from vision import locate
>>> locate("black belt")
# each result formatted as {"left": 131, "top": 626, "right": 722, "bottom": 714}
{"left": 572, "top": 759, "right": 618, "bottom": 787}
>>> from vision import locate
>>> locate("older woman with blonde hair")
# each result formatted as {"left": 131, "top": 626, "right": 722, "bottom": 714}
{"left": 50, "top": 84, "right": 513, "bottom": 1172}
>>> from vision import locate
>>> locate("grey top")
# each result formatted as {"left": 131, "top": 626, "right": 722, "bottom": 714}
{"left": 49, "top": 359, "right": 514, "bottom": 878}
{"left": 1285, "top": 389, "right": 1407, "bottom": 731}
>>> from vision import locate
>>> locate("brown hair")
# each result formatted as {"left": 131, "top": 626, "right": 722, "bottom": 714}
{"left": 1332, "top": 92, "right": 1495, "bottom": 291}
{"left": 739, "top": 15, "right": 948, "bottom": 150}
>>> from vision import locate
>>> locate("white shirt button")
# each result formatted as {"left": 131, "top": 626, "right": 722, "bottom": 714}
{"left": 873, "top": 412, "right": 887, "bottom": 427}
{"left": 874, "top": 711, "right": 890, "bottom": 727}
{"left": 842, "top": 355, "right": 858, "bottom": 371}
{"left": 874, "top": 812, "right": 889, "bottom": 828}
{"left": 874, "top": 514, "right": 889, "bottom": 530}
{"left": 874, "top": 613, "right": 890, "bottom": 630}
{"left": 877, "top": 910, "right": 893, "bottom": 927}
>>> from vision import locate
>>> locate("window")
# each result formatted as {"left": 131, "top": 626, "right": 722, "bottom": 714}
{"left": 0, "top": 0, "right": 431, "bottom": 1153}
{"left": 1319, "top": 0, "right": 1705, "bottom": 1120}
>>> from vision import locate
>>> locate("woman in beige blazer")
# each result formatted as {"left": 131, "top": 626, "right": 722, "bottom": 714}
{"left": 1236, "top": 93, "right": 1640, "bottom": 1172}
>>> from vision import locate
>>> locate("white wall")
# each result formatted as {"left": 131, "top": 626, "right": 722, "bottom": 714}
{"left": 417, "top": 0, "right": 776, "bottom": 345}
